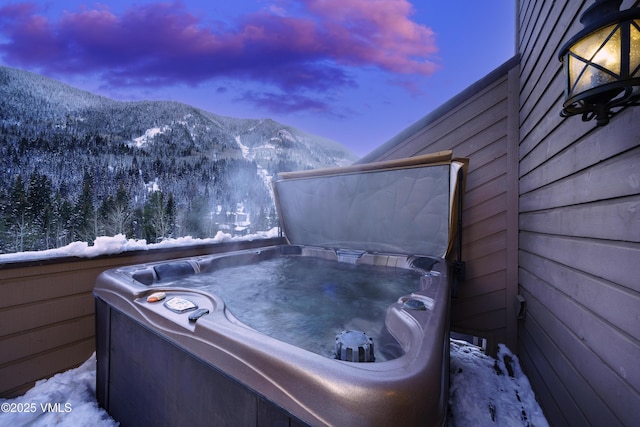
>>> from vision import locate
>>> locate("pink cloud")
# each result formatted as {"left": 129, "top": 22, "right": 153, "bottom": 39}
{"left": 0, "top": 3, "right": 65, "bottom": 62}
{"left": 0, "top": 1, "right": 439, "bottom": 112}
{"left": 302, "top": 0, "right": 438, "bottom": 74}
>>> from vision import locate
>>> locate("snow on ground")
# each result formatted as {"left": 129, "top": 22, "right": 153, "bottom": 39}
{"left": 0, "top": 339, "right": 548, "bottom": 427}
{"left": 234, "top": 134, "right": 250, "bottom": 158}
{"left": 0, "top": 356, "right": 115, "bottom": 427}
{"left": 448, "top": 339, "right": 549, "bottom": 427}
{"left": 132, "top": 126, "right": 170, "bottom": 148}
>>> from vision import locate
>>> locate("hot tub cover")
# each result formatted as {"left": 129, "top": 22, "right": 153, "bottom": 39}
{"left": 273, "top": 150, "right": 468, "bottom": 259}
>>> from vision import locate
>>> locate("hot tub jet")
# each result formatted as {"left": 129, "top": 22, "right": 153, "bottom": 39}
{"left": 334, "top": 330, "right": 375, "bottom": 362}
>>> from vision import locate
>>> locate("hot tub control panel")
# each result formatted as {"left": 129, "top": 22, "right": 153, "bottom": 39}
{"left": 164, "top": 297, "right": 198, "bottom": 313}
{"left": 136, "top": 290, "right": 213, "bottom": 329}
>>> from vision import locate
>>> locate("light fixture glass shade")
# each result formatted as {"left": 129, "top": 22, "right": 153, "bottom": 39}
{"left": 568, "top": 24, "right": 621, "bottom": 98}
{"left": 559, "top": 2, "right": 640, "bottom": 126}
{"left": 631, "top": 23, "right": 640, "bottom": 73}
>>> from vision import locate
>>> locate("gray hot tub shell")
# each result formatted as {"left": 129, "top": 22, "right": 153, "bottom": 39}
{"left": 94, "top": 150, "right": 468, "bottom": 426}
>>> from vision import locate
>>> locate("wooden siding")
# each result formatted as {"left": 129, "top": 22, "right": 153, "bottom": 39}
{"left": 358, "top": 56, "right": 521, "bottom": 355}
{"left": 0, "top": 238, "right": 284, "bottom": 398}
{"left": 517, "top": 0, "right": 640, "bottom": 425}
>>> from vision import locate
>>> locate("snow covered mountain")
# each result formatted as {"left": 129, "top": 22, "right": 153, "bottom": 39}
{"left": 0, "top": 66, "right": 358, "bottom": 252}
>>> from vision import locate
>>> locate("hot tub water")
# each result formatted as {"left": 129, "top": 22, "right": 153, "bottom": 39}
{"left": 158, "top": 256, "right": 424, "bottom": 361}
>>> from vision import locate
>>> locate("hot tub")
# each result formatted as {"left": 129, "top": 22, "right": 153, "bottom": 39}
{"left": 94, "top": 151, "right": 467, "bottom": 427}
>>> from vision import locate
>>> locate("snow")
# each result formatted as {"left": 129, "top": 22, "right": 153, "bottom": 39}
{"left": 448, "top": 339, "right": 549, "bottom": 426}
{"left": 0, "top": 340, "right": 548, "bottom": 426}
{"left": 257, "top": 143, "right": 277, "bottom": 150}
{"left": 0, "top": 229, "right": 281, "bottom": 264}
{"left": 0, "top": 356, "right": 115, "bottom": 427}
{"left": 235, "top": 134, "right": 250, "bottom": 158}
{"left": 132, "top": 126, "right": 169, "bottom": 148}
{"left": 144, "top": 177, "right": 160, "bottom": 193}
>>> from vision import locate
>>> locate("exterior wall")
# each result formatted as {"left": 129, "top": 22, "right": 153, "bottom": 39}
{"left": 0, "top": 238, "right": 284, "bottom": 398}
{"left": 358, "top": 56, "right": 521, "bottom": 355}
{"left": 517, "top": 0, "right": 640, "bottom": 425}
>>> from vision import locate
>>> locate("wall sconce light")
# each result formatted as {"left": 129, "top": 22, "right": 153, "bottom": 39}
{"left": 558, "top": 0, "right": 640, "bottom": 126}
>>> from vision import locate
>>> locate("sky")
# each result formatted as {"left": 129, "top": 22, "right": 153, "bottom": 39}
{"left": 0, "top": 0, "right": 515, "bottom": 157}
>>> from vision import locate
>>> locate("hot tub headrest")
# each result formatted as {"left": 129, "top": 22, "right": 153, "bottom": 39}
{"left": 154, "top": 261, "right": 196, "bottom": 281}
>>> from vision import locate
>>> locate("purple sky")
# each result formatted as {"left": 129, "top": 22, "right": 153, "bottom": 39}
{"left": 0, "top": 1, "right": 515, "bottom": 156}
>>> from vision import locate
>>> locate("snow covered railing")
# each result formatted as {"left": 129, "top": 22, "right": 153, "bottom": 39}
{"left": 0, "top": 229, "right": 281, "bottom": 265}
